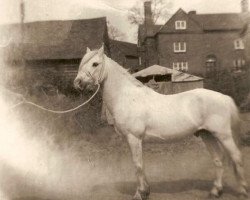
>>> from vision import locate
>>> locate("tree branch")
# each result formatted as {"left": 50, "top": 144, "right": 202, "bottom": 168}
{"left": 127, "top": 0, "right": 172, "bottom": 25}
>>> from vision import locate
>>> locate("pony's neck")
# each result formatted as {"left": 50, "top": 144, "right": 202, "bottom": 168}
{"left": 102, "top": 56, "right": 138, "bottom": 111}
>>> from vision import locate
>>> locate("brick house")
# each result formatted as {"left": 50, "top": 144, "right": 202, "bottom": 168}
{"left": 139, "top": 0, "right": 250, "bottom": 77}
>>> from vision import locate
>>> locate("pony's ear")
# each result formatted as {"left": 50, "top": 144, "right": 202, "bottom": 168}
{"left": 98, "top": 44, "right": 104, "bottom": 56}
{"left": 86, "top": 47, "right": 91, "bottom": 53}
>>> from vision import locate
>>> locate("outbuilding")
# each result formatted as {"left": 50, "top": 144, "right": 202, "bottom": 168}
{"left": 133, "top": 65, "right": 204, "bottom": 94}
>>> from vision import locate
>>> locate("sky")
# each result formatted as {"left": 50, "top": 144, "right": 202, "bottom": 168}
{"left": 0, "top": 0, "right": 242, "bottom": 42}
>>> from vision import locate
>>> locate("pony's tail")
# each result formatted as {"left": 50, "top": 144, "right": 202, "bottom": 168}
{"left": 229, "top": 97, "right": 243, "bottom": 148}
{"left": 222, "top": 98, "right": 242, "bottom": 166}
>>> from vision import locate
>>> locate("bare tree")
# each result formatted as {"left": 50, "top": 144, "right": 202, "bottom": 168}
{"left": 128, "top": 0, "right": 173, "bottom": 25}
{"left": 107, "top": 21, "right": 126, "bottom": 41}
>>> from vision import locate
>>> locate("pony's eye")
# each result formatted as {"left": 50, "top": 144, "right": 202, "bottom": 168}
{"left": 92, "top": 62, "right": 99, "bottom": 67}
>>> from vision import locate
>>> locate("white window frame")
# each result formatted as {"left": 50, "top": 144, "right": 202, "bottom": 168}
{"left": 173, "top": 42, "right": 186, "bottom": 53}
{"left": 233, "top": 59, "right": 245, "bottom": 70}
{"left": 181, "top": 62, "right": 188, "bottom": 71}
{"left": 173, "top": 62, "right": 188, "bottom": 71}
{"left": 173, "top": 62, "right": 180, "bottom": 70}
{"left": 175, "top": 20, "right": 187, "bottom": 30}
{"left": 234, "top": 39, "right": 244, "bottom": 50}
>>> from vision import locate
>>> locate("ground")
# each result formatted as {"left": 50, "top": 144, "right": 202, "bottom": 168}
{"left": 82, "top": 142, "right": 250, "bottom": 200}
{"left": 2, "top": 125, "right": 250, "bottom": 200}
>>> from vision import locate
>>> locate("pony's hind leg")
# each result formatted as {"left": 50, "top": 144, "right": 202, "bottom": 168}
{"left": 127, "top": 133, "right": 150, "bottom": 200}
{"left": 215, "top": 132, "right": 248, "bottom": 198}
{"left": 200, "top": 131, "right": 224, "bottom": 198}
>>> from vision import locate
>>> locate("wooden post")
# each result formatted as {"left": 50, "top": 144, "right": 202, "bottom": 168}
{"left": 20, "top": 0, "right": 25, "bottom": 66}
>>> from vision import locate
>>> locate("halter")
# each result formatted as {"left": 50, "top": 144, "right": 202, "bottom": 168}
{"left": 83, "top": 53, "right": 106, "bottom": 85}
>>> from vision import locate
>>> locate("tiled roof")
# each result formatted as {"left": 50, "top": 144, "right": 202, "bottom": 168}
{"left": 133, "top": 65, "right": 203, "bottom": 82}
{"left": 190, "top": 13, "right": 245, "bottom": 31}
{"left": 138, "top": 24, "right": 162, "bottom": 43}
{"left": 0, "top": 17, "right": 107, "bottom": 60}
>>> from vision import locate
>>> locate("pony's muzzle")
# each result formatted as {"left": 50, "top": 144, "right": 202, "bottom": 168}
{"left": 74, "top": 78, "right": 87, "bottom": 91}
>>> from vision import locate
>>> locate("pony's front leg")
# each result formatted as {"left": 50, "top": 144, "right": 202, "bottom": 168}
{"left": 127, "top": 134, "right": 150, "bottom": 200}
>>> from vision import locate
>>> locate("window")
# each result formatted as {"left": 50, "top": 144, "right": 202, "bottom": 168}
{"left": 173, "top": 42, "right": 186, "bottom": 53}
{"left": 205, "top": 55, "right": 217, "bottom": 76}
{"left": 175, "top": 20, "right": 186, "bottom": 29}
{"left": 173, "top": 62, "right": 188, "bottom": 71}
{"left": 234, "top": 39, "right": 244, "bottom": 49}
{"left": 181, "top": 62, "right": 188, "bottom": 71}
{"left": 173, "top": 62, "right": 179, "bottom": 70}
{"left": 233, "top": 59, "right": 245, "bottom": 71}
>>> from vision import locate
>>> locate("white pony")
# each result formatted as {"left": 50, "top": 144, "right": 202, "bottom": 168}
{"left": 74, "top": 46, "right": 248, "bottom": 200}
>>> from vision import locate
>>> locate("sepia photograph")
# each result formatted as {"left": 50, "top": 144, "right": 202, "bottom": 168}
{"left": 0, "top": 0, "right": 250, "bottom": 199}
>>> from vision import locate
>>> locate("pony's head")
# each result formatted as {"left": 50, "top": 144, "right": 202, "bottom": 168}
{"left": 74, "top": 45, "right": 106, "bottom": 90}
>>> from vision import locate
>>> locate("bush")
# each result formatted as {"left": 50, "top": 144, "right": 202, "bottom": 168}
{"left": 1, "top": 65, "right": 105, "bottom": 137}
{"left": 204, "top": 68, "right": 250, "bottom": 107}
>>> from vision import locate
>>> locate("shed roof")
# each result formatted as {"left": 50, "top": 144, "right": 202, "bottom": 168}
{"left": 110, "top": 39, "right": 138, "bottom": 56}
{"left": 0, "top": 17, "right": 107, "bottom": 60}
{"left": 133, "top": 65, "right": 203, "bottom": 82}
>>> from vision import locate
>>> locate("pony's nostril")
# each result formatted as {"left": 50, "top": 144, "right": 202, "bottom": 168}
{"left": 74, "top": 78, "right": 82, "bottom": 88}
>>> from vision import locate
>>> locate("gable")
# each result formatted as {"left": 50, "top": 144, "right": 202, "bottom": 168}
{"left": 159, "top": 9, "right": 203, "bottom": 34}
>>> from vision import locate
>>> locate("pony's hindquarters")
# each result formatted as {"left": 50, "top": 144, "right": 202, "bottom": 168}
{"left": 209, "top": 97, "right": 248, "bottom": 197}
{"left": 198, "top": 91, "right": 248, "bottom": 197}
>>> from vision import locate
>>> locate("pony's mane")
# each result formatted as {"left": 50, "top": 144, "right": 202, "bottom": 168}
{"left": 107, "top": 56, "right": 143, "bottom": 87}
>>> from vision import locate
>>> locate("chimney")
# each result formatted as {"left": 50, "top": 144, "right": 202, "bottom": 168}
{"left": 144, "top": 1, "right": 153, "bottom": 26}
{"left": 188, "top": 10, "right": 197, "bottom": 15}
{"left": 241, "top": 0, "right": 249, "bottom": 13}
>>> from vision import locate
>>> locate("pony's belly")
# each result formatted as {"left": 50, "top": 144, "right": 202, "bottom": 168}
{"left": 145, "top": 122, "right": 198, "bottom": 141}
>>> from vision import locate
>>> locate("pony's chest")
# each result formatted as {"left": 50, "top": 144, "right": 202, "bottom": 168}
{"left": 112, "top": 101, "right": 146, "bottom": 124}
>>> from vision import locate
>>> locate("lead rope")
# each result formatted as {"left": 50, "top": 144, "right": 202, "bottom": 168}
{"left": 9, "top": 53, "right": 105, "bottom": 114}
{"left": 10, "top": 84, "right": 100, "bottom": 114}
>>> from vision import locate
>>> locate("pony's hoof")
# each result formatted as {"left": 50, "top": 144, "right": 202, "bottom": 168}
{"left": 239, "top": 191, "right": 249, "bottom": 200}
{"left": 209, "top": 188, "right": 223, "bottom": 198}
{"left": 132, "top": 190, "right": 149, "bottom": 200}
{"left": 239, "top": 187, "right": 249, "bottom": 199}
{"left": 239, "top": 194, "right": 249, "bottom": 200}
{"left": 132, "top": 195, "right": 142, "bottom": 200}
{"left": 132, "top": 194, "right": 143, "bottom": 200}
